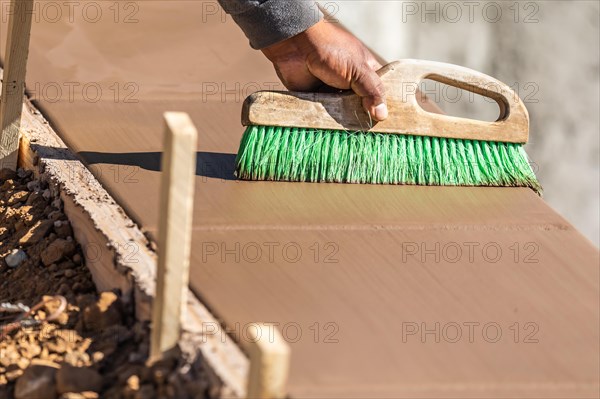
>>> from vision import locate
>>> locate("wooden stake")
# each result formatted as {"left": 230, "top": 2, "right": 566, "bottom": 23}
{"left": 150, "top": 112, "right": 197, "bottom": 361}
{"left": 0, "top": 0, "right": 34, "bottom": 170}
{"left": 245, "top": 323, "right": 291, "bottom": 399}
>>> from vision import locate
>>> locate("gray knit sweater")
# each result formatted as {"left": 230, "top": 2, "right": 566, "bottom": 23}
{"left": 217, "top": 0, "right": 323, "bottom": 49}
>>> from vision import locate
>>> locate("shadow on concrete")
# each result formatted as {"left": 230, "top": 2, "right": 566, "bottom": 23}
{"left": 78, "top": 151, "right": 238, "bottom": 181}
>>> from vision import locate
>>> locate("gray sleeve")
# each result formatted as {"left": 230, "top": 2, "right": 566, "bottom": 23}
{"left": 217, "top": 0, "right": 323, "bottom": 49}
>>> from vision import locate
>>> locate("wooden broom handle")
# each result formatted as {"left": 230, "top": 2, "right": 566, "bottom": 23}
{"left": 242, "top": 59, "right": 529, "bottom": 143}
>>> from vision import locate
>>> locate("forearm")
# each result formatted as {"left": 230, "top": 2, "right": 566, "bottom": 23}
{"left": 217, "top": 0, "right": 323, "bottom": 49}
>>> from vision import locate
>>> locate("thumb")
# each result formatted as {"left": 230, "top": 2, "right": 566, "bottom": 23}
{"left": 351, "top": 67, "right": 388, "bottom": 121}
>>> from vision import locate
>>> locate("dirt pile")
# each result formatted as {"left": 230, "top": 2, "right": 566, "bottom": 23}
{"left": 1, "top": 169, "right": 207, "bottom": 398}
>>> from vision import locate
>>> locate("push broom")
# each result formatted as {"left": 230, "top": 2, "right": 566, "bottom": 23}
{"left": 235, "top": 59, "right": 541, "bottom": 193}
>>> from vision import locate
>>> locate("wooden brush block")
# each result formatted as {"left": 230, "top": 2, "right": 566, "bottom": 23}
{"left": 242, "top": 59, "right": 529, "bottom": 144}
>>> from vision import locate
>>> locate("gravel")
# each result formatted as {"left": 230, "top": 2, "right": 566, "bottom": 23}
{"left": 1, "top": 169, "right": 208, "bottom": 398}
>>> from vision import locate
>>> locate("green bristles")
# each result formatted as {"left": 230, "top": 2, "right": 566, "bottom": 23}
{"left": 235, "top": 125, "right": 542, "bottom": 193}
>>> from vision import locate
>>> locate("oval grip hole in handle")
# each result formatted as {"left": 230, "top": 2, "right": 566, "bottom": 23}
{"left": 417, "top": 78, "right": 504, "bottom": 122}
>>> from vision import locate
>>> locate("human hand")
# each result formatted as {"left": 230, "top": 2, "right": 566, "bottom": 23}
{"left": 261, "top": 20, "right": 389, "bottom": 121}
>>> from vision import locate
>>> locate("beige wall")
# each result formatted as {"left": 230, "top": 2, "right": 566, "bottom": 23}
{"left": 331, "top": 0, "right": 599, "bottom": 245}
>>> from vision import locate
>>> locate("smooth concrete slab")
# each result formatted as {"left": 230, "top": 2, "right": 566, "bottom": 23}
{"left": 2, "top": 1, "right": 599, "bottom": 397}
{"left": 188, "top": 226, "right": 599, "bottom": 398}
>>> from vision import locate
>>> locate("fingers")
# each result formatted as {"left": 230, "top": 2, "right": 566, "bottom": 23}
{"left": 365, "top": 51, "right": 384, "bottom": 71}
{"left": 351, "top": 67, "right": 388, "bottom": 121}
{"left": 273, "top": 61, "right": 322, "bottom": 92}
{"left": 262, "top": 20, "right": 389, "bottom": 121}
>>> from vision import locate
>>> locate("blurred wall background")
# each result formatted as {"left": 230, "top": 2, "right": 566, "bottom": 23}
{"left": 330, "top": 0, "right": 599, "bottom": 246}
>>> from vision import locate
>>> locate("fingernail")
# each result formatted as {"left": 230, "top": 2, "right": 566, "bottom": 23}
{"left": 373, "top": 103, "right": 388, "bottom": 121}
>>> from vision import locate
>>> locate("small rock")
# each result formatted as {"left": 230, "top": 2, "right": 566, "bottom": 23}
{"left": 128, "top": 352, "right": 145, "bottom": 364}
{"left": 91, "top": 352, "right": 104, "bottom": 363}
{"left": 14, "top": 361, "right": 59, "bottom": 399}
{"left": 123, "top": 374, "right": 140, "bottom": 397}
{"left": 19, "top": 205, "right": 35, "bottom": 222}
{"left": 27, "top": 180, "right": 41, "bottom": 192}
{"left": 0, "top": 168, "right": 17, "bottom": 181}
{"left": 6, "top": 367, "right": 24, "bottom": 381}
{"left": 54, "top": 221, "right": 73, "bottom": 239}
{"left": 136, "top": 384, "right": 155, "bottom": 399}
{"left": 83, "top": 292, "right": 122, "bottom": 331}
{"left": 72, "top": 254, "right": 82, "bottom": 265}
{"left": 152, "top": 365, "right": 169, "bottom": 385}
{"left": 41, "top": 239, "right": 76, "bottom": 266}
{"left": 59, "top": 260, "right": 75, "bottom": 270}
{"left": 0, "top": 178, "right": 14, "bottom": 191}
{"left": 79, "top": 338, "right": 93, "bottom": 353}
{"left": 0, "top": 351, "right": 14, "bottom": 367}
{"left": 15, "top": 220, "right": 26, "bottom": 231}
{"left": 72, "top": 283, "right": 83, "bottom": 293}
{"left": 26, "top": 191, "right": 47, "bottom": 208}
{"left": 17, "top": 357, "right": 30, "bottom": 370}
{"left": 59, "top": 394, "right": 85, "bottom": 399}
{"left": 22, "top": 343, "right": 42, "bottom": 359}
{"left": 136, "top": 342, "right": 149, "bottom": 358}
{"left": 19, "top": 219, "right": 54, "bottom": 246}
{"left": 64, "top": 269, "right": 75, "bottom": 278}
{"left": 52, "top": 198, "right": 62, "bottom": 209}
{"left": 42, "top": 295, "right": 62, "bottom": 314}
{"left": 55, "top": 364, "right": 102, "bottom": 394}
{"left": 57, "top": 283, "right": 70, "bottom": 296}
{"left": 46, "top": 340, "right": 67, "bottom": 354}
{"left": 60, "top": 393, "right": 99, "bottom": 399}
{"left": 64, "top": 351, "right": 90, "bottom": 367}
{"left": 48, "top": 211, "right": 65, "bottom": 221}
{"left": 40, "top": 347, "right": 50, "bottom": 360}
{"left": 128, "top": 375, "right": 140, "bottom": 390}
{"left": 17, "top": 168, "right": 31, "bottom": 179}
{"left": 94, "top": 341, "right": 117, "bottom": 358}
{"left": 7, "top": 190, "right": 30, "bottom": 205}
{"left": 42, "top": 189, "right": 52, "bottom": 200}
{"left": 5, "top": 249, "right": 27, "bottom": 268}
{"left": 34, "top": 358, "right": 61, "bottom": 368}
{"left": 56, "top": 312, "right": 69, "bottom": 326}
{"left": 42, "top": 295, "right": 69, "bottom": 325}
